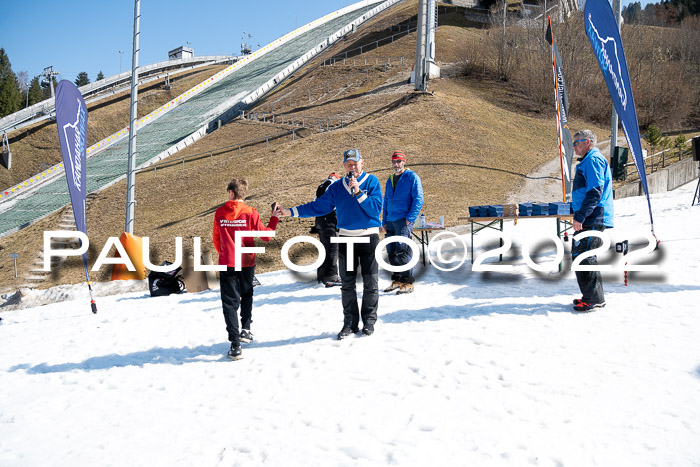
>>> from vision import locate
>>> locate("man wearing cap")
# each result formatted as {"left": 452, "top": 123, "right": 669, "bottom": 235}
{"left": 312, "top": 172, "right": 341, "bottom": 287}
{"left": 279, "top": 149, "right": 383, "bottom": 340}
{"left": 570, "top": 129, "right": 614, "bottom": 312}
{"left": 382, "top": 150, "right": 424, "bottom": 294}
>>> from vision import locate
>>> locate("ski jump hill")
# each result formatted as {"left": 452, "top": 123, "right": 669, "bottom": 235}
{"left": 0, "top": 0, "right": 402, "bottom": 238}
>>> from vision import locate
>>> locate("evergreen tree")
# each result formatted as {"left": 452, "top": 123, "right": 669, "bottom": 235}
{"left": 0, "top": 48, "right": 22, "bottom": 117}
{"left": 28, "top": 76, "right": 43, "bottom": 106}
{"left": 623, "top": 2, "right": 643, "bottom": 23}
{"left": 75, "top": 71, "right": 90, "bottom": 87}
{"left": 673, "top": 134, "right": 690, "bottom": 162}
{"left": 645, "top": 125, "right": 664, "bottom": 170}
{"left": 96, "top": 70, "right": 105, "bottom": 81}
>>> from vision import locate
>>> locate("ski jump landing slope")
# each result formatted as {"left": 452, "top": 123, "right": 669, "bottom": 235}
{"left": 0, "top": 0, "right": 401, "bottom": 238}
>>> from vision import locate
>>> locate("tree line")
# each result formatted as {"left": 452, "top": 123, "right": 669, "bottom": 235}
{"left": 623, "top": 0, "right": 699, "bottom": 25}
{"left": 461, "top": 8, "right": 700, "bottom": 133}
{"left": 0, "top": 48, "right": 104, "bottom": 118}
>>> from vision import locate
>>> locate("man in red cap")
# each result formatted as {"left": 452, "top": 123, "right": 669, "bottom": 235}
{"left": 382, "top": 150, "right": 424, "bottom": 294}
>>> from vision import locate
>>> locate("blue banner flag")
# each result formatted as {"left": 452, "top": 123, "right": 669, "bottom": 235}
{"left": 56, "top": 80, "right": 88, "bottom": 235}
{"left": 584, "top": 0, "right": 655, "bottom": 233}
{"left": 546, "top": 16, "right": 574, "bottom": 202}
{"left": 55, "top": 80, "right": 97, "bottom": 313}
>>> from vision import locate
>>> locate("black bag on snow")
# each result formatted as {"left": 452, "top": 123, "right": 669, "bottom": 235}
{"left": 148, "top": 261, "right": 186, "bottom": 297}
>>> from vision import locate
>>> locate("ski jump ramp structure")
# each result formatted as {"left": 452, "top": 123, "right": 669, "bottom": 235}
{"left": 0, "top": 0, "right": 402, "bottom": 238}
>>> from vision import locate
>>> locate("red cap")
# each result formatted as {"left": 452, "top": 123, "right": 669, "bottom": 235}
{"left": 329, "top": 172, "right": 340, "bottom": 179}
{"left": 392, "top": 150, "right": 406, "bottom": 161}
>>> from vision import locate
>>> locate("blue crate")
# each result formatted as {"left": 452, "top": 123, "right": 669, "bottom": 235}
{"left": 518, "top": 203, "right": 533, "bottom": 216}
{"left": 531, "top": 203, "right": 550, "bottom": 216}
{"left": 548, "top": 202, "right": 571, "bottom": 215}
{"left": 487, "top": 204, "right": 504, "bottom": 217}
{"left": 469, "top": 205, "right": 486, "bottom": 217}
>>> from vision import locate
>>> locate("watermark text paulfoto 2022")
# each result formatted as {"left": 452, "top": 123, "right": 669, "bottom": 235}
{"left": 43, "top": 230, "right": 660, "bottom": 274}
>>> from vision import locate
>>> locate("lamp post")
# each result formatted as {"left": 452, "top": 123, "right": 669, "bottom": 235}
{"left": 25, "top": 82, "right": 29, "bottom": 108}
{"left": 119, "top": 50, "right": 124, "bottom": 74}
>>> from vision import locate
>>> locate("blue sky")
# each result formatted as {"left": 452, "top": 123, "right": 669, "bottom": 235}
{"left": 0, "top": 0, "right": 357, "bottom": 83}
{"left": 1, "top": 0, "right": 658, "bottom": 84}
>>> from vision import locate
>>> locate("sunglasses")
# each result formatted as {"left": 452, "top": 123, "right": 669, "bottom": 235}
{"left": 573, "top": 139, "right": 588, "bottom": 147}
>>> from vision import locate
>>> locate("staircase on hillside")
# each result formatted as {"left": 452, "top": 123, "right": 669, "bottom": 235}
{"left": 19, "top": 196, "right": 93, "bottom": 288}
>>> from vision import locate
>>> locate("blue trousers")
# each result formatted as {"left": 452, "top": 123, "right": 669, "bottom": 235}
{"left": 385, "top": 219, "right": 415, "bottom": 284}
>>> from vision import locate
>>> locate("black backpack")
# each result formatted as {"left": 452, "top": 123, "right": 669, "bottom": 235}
{"left": 148, "top": 262, "right": 186, "bottom": 297}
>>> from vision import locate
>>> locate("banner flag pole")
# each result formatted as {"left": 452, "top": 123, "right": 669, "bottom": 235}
{"left": 55, "top": 80, "right": 98, "bottom": 314}
{"left": 546, "top": 16, "right": 574, "bottom": 203}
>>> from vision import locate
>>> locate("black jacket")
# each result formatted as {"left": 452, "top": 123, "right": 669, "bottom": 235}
{"left": 311, "top": 178, "right": 337, "bottom": 233}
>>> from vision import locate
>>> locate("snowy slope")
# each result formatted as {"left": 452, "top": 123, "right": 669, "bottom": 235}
{"left": 1, "top": 182, "right": 699, "bottom": 466}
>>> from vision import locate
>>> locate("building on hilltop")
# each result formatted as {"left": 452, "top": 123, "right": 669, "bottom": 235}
{"left": 168, "top": 46, "right": 194, "bottom": 60}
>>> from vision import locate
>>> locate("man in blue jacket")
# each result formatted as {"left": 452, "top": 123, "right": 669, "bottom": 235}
{"left": 280, "top": 148, "right": 383, "bottom": 339}
{"left": 571, "top": 130, "right": 614, "bottom": 312}
{"left": 382, "top": 150, "right": 424, "bottom": 294}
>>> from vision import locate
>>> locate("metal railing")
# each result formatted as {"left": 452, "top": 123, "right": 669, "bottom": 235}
{"left": 140, "top": 129, "right": 296, "bottom": 176}
{"left": 324, "top": 27, "right": 416, "bottom": 64}
{"left": 619, "top": 144, "right": 695, "bottom": 182}
{"left": 242, "top": 111, "right": 350, "bottom": 132}
{"left": 141, "top": 110, "right": 354, "bottom": 176}
{"left": 322, "top": 56, "right": 406, "bottom": 66}
{"left": 263, "top": 65, "right": 395, "bottom": 113}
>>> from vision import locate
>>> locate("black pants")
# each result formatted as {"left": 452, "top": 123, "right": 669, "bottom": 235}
{"left": 385, "top": 218, "right": 415, "bottom": 284}
{"left": 572, "top": 225, "right": 606, "bottom": 304}
{"left": 317, "top": 227, "right": 339, "bottom": 283}
{"left": 338, "top": 234, "right": 379, "bottom": 330}
{"left": 220, "top": 266, "right": 255, "bottom": 344}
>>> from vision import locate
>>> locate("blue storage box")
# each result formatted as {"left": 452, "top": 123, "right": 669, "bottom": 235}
{"left": 518, "top": 203, "right": 533, "bottom": 216}
{"left": 469, "top": 205, "right": 487, "bottom": 217}
{"left": 532, "top": 203, "right": 550, "bottom": 216}
{"left": 548, "top": 202, "right": 571, "bottom": 215}
{"left": 487, "top": 205, "right": 504, "bottom": 217}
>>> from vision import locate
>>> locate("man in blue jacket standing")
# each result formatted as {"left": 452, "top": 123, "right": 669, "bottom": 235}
{"left": 382, "top": 150, "right": 424, "bottom": 294}
{"left": 571, "top": 130, "right": 614, "bottom": 312}
{"left": 280, "top": 149, "right": 383, "bottom": 339}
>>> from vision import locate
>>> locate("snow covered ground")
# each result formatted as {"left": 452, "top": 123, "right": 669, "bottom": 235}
{"left": 1, "top": 182, "right": 699, "bottom": 466}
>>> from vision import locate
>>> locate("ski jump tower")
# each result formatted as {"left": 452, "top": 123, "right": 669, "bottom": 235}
{"left": 413, "top": 0, "right": 440, "bottom": 91}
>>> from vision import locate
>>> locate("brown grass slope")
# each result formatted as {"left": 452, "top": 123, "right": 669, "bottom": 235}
{"left": 0, "top": 2, "right": 609, "bottom": 292}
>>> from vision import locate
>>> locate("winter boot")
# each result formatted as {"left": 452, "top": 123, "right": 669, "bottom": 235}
{"left": 573, "top": 301, "right": 606, "bottom": 312}
{"left": 337, "top": 326, "right": 360, "bottom": 340}
{"left": 240, "top": 329, "right": 254, "bottom": 343}
{"left": 227, "top": 344, "right": 243, "bottom": 360}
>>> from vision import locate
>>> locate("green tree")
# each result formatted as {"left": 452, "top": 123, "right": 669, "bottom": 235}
{"left": 96, "top": 70, "right": 105, "bottom": 81}
{"left": 673, "top": 134, "right": 690, "bottom": 163}
{"left": 659, "top": 135, "right": 672, "bottom": 168}
{"left": 645, "top": 125, "right": 664, "bottom": 171}
{"left": 74, "top": 71, "right": 90, "bottom": 87}
{"left": 28, "top": 76, "right": 43, "bottom": 106}
{"left": 623, "top": 2, "right": 643, "bottom": 23}
{"left": 0, "top": 48, "right": 22, "bottom": 117}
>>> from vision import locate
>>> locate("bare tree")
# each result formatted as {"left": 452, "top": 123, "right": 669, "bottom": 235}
{"left": 17, "top": 70, "right": 29, "bottom": 108}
